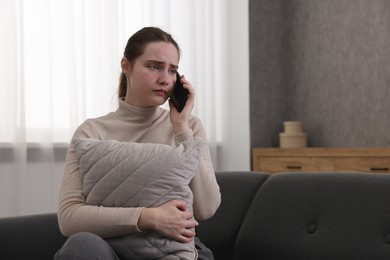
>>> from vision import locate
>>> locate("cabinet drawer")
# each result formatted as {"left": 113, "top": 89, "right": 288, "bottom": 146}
{"left": 334, "top": 158, "right": 390, "bottom": 173}
{"left": 256, "top": 157, "right": 333, "bottom": 173}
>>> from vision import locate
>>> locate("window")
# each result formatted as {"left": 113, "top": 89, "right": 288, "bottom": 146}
{"left": 1, "top": 0, "right": 227, "bottom": 144}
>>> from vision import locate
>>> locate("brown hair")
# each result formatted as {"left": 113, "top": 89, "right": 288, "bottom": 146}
{"left": 118, "top": 27, "right": 181, "bottom": 99}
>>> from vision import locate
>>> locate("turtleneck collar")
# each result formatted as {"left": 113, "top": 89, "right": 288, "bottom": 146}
{"left": 114, "top": 99, "right": 164, "bottom": 123}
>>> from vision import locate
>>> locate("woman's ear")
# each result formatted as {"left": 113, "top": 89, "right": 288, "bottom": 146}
{"left": 121, "top": 57, "right": 130, "bottom": 74}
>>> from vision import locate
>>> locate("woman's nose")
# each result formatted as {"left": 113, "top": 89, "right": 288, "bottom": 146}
{"left": 158, "top": 70, "right": 171, "bottom": 86}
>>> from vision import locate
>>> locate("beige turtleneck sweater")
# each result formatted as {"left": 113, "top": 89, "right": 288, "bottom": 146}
{"left": 57, "top": 100, "right": 221, "bottom": 238}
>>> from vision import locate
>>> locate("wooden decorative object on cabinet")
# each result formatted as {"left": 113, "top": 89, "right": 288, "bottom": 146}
{"left": 252, "top": 147, "right": 390, "bottom": 173}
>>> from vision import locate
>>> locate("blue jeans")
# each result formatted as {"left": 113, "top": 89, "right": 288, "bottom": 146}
{"left": 54, "top": 232, "right": 119, "bottom": 260}
{"left": 54, "top": 232, "right": 214, "bottom": 260}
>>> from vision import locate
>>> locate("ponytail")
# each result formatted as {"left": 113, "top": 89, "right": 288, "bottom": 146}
{"left": 118, "top": 72, "right": 127, "bottom": 99}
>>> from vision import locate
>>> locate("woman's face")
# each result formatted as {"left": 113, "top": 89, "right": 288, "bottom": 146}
{"left": 122, "top": 41, "right": 179, "bottom": 108}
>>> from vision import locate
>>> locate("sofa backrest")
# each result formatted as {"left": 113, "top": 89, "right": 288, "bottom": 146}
{"left": 234, "top": 172, "right": 390, "bottom": 260}
{"left": 197, "top": 171, "right": 270, "bottom": 260}
{"left": 0, "top": 213, "right": 67, "bottom": 260}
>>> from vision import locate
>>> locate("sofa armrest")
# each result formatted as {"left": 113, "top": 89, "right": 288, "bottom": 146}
{"left": 197, "top": 171, "right": 269, "bottom": 260}
{"left": 0, "top": 213, "right": 67, "bottom": 260}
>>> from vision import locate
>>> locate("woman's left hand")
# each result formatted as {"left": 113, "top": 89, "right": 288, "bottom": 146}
{"left": 169, "top": 75, "right": 195, "bottom": 134}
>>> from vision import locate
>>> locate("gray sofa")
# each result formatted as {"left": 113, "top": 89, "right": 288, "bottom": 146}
{"left": 2, "top": 171, "right": 390, "bottom": 260}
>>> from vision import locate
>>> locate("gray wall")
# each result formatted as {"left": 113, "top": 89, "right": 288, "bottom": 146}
{"left": 249, "top": 0, "right": 390, "bottom": 148}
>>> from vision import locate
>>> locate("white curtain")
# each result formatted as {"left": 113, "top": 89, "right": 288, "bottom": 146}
{"left": 0, "top": 0, "right": 231, "bottom": 217}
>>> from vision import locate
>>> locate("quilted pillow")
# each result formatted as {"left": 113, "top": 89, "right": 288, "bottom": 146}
{"left": 73, "top": 137, "right": 203, "bottom": 259}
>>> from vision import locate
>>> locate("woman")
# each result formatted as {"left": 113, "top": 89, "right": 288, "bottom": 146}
{"left": 54, "top": 27, "right": 221, "bottom": 260}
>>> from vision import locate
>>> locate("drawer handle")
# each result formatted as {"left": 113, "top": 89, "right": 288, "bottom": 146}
{"left": 287, "top": 165, "right": 302, "bottom": 170}
{"left": 370, "top": 167, "right": 389, "bottom": 171}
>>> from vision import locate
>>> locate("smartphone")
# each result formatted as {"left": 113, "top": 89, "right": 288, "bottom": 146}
{"left": 170, "top": 72, "right": 189, "bottom": 113}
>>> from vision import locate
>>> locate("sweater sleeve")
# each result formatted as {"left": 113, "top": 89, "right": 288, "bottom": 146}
{"left": 175, "top": 117, "right": 221, "bottom": 220}
{"left": 57, "top": 125, "right": 143, "bottom": 238}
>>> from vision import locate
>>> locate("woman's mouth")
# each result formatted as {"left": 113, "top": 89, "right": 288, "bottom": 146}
{"left": 154, "top": 89, "right": 167, "bottom": 96}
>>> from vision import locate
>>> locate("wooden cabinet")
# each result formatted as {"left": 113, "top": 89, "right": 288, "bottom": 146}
{"left": 252, "top": 147, "right": 390, "bottom": 173}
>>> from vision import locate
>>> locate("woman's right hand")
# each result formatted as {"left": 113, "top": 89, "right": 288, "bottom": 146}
{"left": 169, "top": 75, "right": 195, "bottom": 134}
{"left": 137, "top": 200, "right": 198, "bottom": 243}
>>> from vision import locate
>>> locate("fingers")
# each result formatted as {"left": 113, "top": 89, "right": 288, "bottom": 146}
{"left": 180, "top": 75, "right": 193, "bottom": 91}
{"left": 180, "top": 75, "right": 195, "bottom": 102}
{"left": 175, "top": 218, "right": 198, "bottom": 243}
{"left": 170, "top": 199, "right": 197, "bottom": 227}
{"left": 175, "top": 75, "right": 194, "bottom": 117}
{"left": 149, "top": 199, "right": 198, "bottom": 243}
{"left": 171, "top": 199, "right": 187, "bottom": 211}
{"left": 177, "top": 226, "right": 197, "bottom": 243}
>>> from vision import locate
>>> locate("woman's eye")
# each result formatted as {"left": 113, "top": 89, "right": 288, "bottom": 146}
{"left": 169, "top": 69, "right": 177, "bottom": 74}
{"left": 149, "top": 64, "right": 159, "bottom": 70}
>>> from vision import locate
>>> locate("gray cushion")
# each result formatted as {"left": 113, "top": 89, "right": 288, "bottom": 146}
{"left": 73, "top": 137, "right": 203, "bottom": 259}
